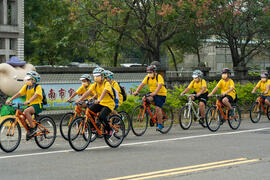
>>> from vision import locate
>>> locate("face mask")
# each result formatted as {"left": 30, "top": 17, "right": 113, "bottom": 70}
{"left": 222, "top": 74, "right": 228, "bottom": 80}
{"left": 261, "top": 78, "right": 267, "bottom": 82}
{"left": 26, "top": 80, "right": 33, "bottom": 86}
{"left": 194, "top": 77, "right": 200, "bottom": 82}
{"left": 148, "top": 73, "right": 154, "bottom": 78}
{"left": 94, "top": 76, "right": 102, "bottom": 83}
{"left": 82, "top": 82, "right": 88, "bottom": 87}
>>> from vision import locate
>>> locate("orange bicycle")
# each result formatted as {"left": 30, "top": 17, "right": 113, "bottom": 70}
{"left": 206, "top": 95, "right": 241, "bottom": 132}
{"left": 249, "top": 93, "right": 270, "bottom": 123}
{"left": 0, "top": 103, "right": 56, "bottom": 153}
{"left": 131, "top": 93, "right": 173, "bottom": 136}
{"left": 68, "top": 101, "right": 125, "bottom": 151}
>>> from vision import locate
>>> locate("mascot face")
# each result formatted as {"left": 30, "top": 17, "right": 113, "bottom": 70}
{"left": 0, "top": 63, "right": 36, "bottom": 96}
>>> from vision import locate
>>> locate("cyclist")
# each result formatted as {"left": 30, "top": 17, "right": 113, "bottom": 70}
{"left": 67, "top": 74, "right": 95, "bottom": 107}
{"left": 6, "top": 71, "right": 43, "bottom": 138}
{"left": 133, "top": 65, "right": 167, "bottom": 131}
{"left": 208, "top": 68, "right": 236, "bottom": 117}
{"left": 104, "top": 70, "right": 122, "bottom": 111}
{"left": 76, "top": 67, "right": 115, "bottom": 135}
{"left": 180, "top": 70, "right": 208, "bottom": 124}
{"left": 251, "top": 72, "right": 270, "bottom": 106}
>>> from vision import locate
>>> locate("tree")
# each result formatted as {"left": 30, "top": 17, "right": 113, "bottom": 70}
{"left": 209, "top": 0, "right": 270, "bottom": 68}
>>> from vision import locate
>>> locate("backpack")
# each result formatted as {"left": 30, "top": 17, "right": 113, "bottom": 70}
{"left": 95, "top": 82, "right": 119, "bottom": 108}
{"left": 26, "top": 84, "right": 47, "bottom": 105}
{"left": 116, "top": 82, "right": 127, "bottom": 102}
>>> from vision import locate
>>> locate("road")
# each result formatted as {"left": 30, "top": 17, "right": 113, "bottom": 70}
{"left": 0, "top": 117, "right": 269, "bottom": 180}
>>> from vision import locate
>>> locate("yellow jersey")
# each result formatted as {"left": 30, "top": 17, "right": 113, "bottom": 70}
{"left": 89, "top": 80, "right": 115, "bottom": 111}
{"left": 76, "top": 84, "right": 92, "bottom": 99}
{"left": 142, "top": 74, "right": 167, "bottom": 96}
{"left": 19, "top": 84, "right": 43, "bottom": 107}
{"left": 256, "top": 80, "right": 270, "bottom": 96}
{"left": 111, "top": 80, "right": 123, "bottom": 106}
{"left": 217, "top": 79, "right": 236, "bottom": 100}
{"left": 187, "top": 79, "right": 208, "bottom": 94}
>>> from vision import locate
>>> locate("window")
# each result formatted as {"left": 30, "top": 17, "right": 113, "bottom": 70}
{"left": 0, "top": 39, "right": 5, "bottom": 49}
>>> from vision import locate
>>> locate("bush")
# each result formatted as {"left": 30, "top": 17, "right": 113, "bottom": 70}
{"left": 120, "top": 80, "right": 259, "bottom": 114}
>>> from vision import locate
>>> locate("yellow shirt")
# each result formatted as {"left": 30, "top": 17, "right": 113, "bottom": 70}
{"left": 19, "top": 84, "right": 43, "bottom": 106}
{"left": 89, "top": 80, "right": 115, "bottom": 111}
{"left": 217, "top": 79, "right": 236, "bottom": 100}
{"left": 256, "top": 80, "right": 270, "bottom": 96}
{"left": 111, "top": 80, "right": 123, "bottom": 106}
{"left": 142, "top": 74, "right": 167, "bottom": 96}
{"left": 76, "top": 84, "right": 92, "bottom": 99}
{"left": 187, "top": 79, "right": 208, "bottom": 94}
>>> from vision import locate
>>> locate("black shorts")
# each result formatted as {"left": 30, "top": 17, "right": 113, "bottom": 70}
{"left": 193, "top": 92, "right": 208, "bottom": 105}
{"left": 219, "top": 95, "right": 234, "bottom": 104}
{"left": 261, "top": 96, "right": 270, "bottom": 102}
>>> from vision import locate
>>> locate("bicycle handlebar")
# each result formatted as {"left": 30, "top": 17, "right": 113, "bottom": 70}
{"left": 7, "top": 103, "right": 24, "bottom": 109}
{"left": 135, "top": 92, "right": 151, "bottom": 97}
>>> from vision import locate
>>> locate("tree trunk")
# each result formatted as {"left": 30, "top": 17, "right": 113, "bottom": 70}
{"left": 167, "top": 46, "right": 179, "bottom": 76}
{"left": 196, "top": 47, "right": 201, "bottom": 66}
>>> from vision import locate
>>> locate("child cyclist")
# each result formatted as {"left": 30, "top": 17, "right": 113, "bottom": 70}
{"left": 180, "top": 70, "right": 208, "bottom": 124}
{"left": 6, "top": 71, "right": 43, "bottom": 139}
{"left": 208, "top": 68, "right": 237, "bottom": 117}
{"left": 67, "top": 74, "right": 95, "bottom": 107}
{"left": 133, "top": 65, "right": 167, "bottom": 131}
{"left": 251, "top": 72, "right": 270, "bottom": 106}
{"left": 76, "top": 67, "right": 115, "bottom": 135}
{"left": 104, "top": 70, "right": 122, "bottom": 111}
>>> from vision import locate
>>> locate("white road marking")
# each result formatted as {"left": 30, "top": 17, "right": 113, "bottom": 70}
{"left": 0, "top": 127, "right": 269, "bottom": 160}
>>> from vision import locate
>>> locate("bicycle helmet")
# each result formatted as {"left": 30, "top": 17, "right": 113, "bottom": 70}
{"left": 104, "top": 70, "right": 114, "bottom": 79}
{"left": 25, "top": 71, "right": 40, "bottom": 82}
{"left": 93, "top": 67, "right": 105, "bottom": 77}
{"left": 260, "top": 72, "right": 268, "bottom": 78}
{"left": 192, "top": 70, "right": 203, "bottom": 78}
{"left": 146, "top": 65, "right": 157, "bottom": 73}
{"left": 80, "top": 74, "right": 92, "bottom": 82}
{"left": 222, "top": 68, "right": 231, "bottom": 74}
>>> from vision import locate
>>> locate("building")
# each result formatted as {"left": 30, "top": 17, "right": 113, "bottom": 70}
{"left": 0, "top": 0, "right": 24, "bottom": 63}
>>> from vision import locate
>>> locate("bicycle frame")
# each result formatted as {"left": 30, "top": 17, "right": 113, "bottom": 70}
{"left": 185, "top": 96, "right": 200, "bottom": 119}
{"left": 79, "top": 107, "right": 121, "bottom": 136}
{"left": 255, "top": 96, "right": 268, "bottom": 114}
{"left": 7, "top": 108, "right": 50, "bottom": 137}
{"left": 213, "top": 99, "right": 230, "bottom": 121}
{"left": 67, "top": 105, "right": 85, "bottom": 126}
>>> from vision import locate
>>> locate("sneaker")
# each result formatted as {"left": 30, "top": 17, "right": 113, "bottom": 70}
{"left": 156, "top": 124, "right": 164, "bottom": 131}
{"left": 26, "top": 126, "right": 38, "bottom": 141}
{"left": 199, "top": 118, "right": 205, "bottom": 125}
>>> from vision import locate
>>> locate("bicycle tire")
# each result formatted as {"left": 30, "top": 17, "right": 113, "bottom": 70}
{"left": 249, "top": 102, "right": 262, "bottom": 123}
{"left": 266, "top": 106, "right": 270, "bottom": 121}
{"left": 68, "top": 117, "right": 92, "bottom": 151}
{"left": 206, "top": 105, "right": 221, "bottom": 132}
{"left": 104, "top": 115, "right": 125, "bottom": 148}
{"left": 0, "top": 118, "right": 21, "bottom": 153}
{"left": 59, "top": 112, "right": 75, "bottom": 140}
{"left": 179, "top": 105, "right": 193, "bottom": 130}
{"left": 118, "top": 111, "right": 131, "bottom": 137}
{"left": 228, "top": 105, "right": 241, "bottom": 130}
{"left": 131, "top": 105, "right": 148, "bottom": 136}
{"left": 159, "top": 104, "right": 173, "bottom": 134}
{"left": 35, "top": 116, "right": 57, "bottom": 149}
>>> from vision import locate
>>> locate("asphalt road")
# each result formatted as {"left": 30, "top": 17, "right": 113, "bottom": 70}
{"left": 0, "top": 117, "right": 269, "bottom": 180}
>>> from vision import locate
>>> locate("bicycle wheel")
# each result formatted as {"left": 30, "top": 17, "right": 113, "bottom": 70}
{"left": 104, "top": 115, "right": 125, "bottom": 148}
{"left": 249, "top": 102, "right": 262, "bottom": 123}
{"left": 206, "top": 105, "right": 221, "bottom": 132}
{"left": 68, "top": 117, "right": 92, "bottom": 151}
{"left": 199, "top": 105, "right": 209, "bottom": 128}
{"left": 266, "top": 106, "right": 270, "bottom": 121}
{"left": 228, "top": 105, "right": 241, "bottom": 130}
{"left": 118, "top": 111, "right": 131, "bottom": 137}
{"left": 159, "top": 104, "right": 173, "bottom": 134}
{"left": 59, "top": 112, "right": 75, "bottom": 140}
{"left": 0, "top": 118, "right": 21, "bottom": 153}
{"left": 131, "top": 105, "right": 148, "bottom": 136}
{"left": 179, "top": 105, "right": 193, "bottom": 130}
{"left": 35, "top": 116, "right": 57, "bottom": 149}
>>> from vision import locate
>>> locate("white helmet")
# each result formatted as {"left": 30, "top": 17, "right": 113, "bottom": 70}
{"left": 80, "top": 74, "right": 92, "bottom": 81}
{"left": 25, "top": 71, "right": 40, "bottom": 82}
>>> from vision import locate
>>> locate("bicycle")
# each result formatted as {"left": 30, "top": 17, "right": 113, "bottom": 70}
{"left": 179, "top": 94, "right": 208, "bottom": 130}
{"left": 67, "top": 101, "right": 125, "bottom": 151}
{"left": 205, "top": 95, "right": 241, "bottom": 132}
{"left": 249, "top": 93, "right": 270, "bottom": 123}
{"left": 131, "top": 93, "right": 173, "bottom": 136}
{"left": 0, "top": 103, "right": 57, "bottom": 153}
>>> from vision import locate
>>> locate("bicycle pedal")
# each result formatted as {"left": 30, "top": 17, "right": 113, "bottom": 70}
{"left": 149, "top": 120, "right": 154, "bottom": 127}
